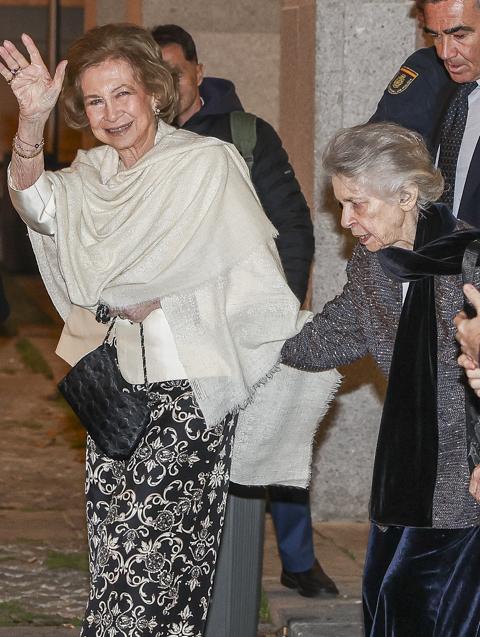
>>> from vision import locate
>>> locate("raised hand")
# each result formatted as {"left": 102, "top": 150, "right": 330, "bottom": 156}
{"left": 0, "top": 33, "right": 67, "bottom": 124}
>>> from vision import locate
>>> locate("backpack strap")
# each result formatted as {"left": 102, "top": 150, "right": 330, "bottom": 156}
{"left": 229, "top": 111, "right": 257, "bottom": 175}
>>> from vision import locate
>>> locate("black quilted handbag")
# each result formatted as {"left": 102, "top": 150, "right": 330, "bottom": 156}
{"left": 58, "top": 320, "right": 151, "bottom": 460}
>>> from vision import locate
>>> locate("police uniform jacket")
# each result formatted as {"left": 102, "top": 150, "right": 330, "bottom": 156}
{"left": 370, "top": 46, "right": 455, "bottom": 149}
{"left": 371, "top": 47, "right": 480, "bottom": 227}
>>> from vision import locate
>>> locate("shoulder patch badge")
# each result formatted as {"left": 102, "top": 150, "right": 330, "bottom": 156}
{"left": 387, "top": 66, "right": 419, "bottom": 95}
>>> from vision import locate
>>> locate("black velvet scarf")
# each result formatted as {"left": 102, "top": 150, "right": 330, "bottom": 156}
{"left": 370, "top": 203, "right": 480, "bottom": 527}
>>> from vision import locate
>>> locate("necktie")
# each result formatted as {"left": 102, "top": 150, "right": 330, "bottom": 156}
{"left": 438, "top": 81, "right": 477, "bottom": 211}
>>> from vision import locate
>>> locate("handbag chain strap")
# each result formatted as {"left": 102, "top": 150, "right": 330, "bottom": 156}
{"left": 139, "top": 321, "right": 149, "bottom": 388}
{"left": 105, "top": 317, "right": 149, "bottom": 391}
{"left": 104, "top": 317, "right": 117, "bottom": 342}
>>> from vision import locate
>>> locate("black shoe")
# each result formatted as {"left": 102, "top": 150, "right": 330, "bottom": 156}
{"left": 280, "top": 559, "right": 339, "bottom": 598}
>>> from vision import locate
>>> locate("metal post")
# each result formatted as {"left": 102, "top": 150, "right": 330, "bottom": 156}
{"left": 205, "top": 486, "right": 266, "bottom": 637}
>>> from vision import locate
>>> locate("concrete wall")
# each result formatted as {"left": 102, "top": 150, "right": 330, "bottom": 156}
{"left": 279, "top": 0, "right": 316, "bottom": 209}
{"left": 92, "top": 0, "right": 281, "bottom": 130}
{"left": 310, "top": 1, "right": 417, "bottom": 519}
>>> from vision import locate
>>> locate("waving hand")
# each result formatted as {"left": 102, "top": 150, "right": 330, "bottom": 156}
{"left": 0, "top": 33, "right": 67, "bottom": 124}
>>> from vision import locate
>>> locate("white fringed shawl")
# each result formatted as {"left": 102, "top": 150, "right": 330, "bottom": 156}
{"left": 29, "top": 121, "right": 341, "bottom": 486}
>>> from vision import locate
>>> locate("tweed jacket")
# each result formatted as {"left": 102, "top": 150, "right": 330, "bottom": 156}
{"left": 282, "top": 242, "right": 480, "bottom": 528}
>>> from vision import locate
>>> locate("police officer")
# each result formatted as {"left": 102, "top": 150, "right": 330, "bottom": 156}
{"left": 370, "top": 45, "right": 454, "bottom": 147}
{"left": 372, "top": 0, "right": 480, "bottom": 226}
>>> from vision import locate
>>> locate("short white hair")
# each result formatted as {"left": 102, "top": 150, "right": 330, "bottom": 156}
{"left": 322, "top": 122, "right": 444, "bottom": 212}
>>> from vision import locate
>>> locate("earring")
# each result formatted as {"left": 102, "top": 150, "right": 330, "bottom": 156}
{"left": 154, "top": 102, "right": 161, "bottom": 116}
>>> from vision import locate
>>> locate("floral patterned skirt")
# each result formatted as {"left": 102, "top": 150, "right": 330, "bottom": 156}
{"left": 80, "top": 380, "right": 236, "bottom": 637}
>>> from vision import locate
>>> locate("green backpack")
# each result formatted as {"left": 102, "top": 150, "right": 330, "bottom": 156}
{"left": 229, "top": 111, "right": 257, "bottom": 175}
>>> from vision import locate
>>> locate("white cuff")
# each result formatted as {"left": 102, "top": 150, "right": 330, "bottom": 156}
{"left": 7, "top": 165, "right": 56, "bottom": 236}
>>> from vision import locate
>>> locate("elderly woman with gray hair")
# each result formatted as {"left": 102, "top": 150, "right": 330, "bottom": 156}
{"left": 281, "top": 122, "right": 480, "bottom": 636}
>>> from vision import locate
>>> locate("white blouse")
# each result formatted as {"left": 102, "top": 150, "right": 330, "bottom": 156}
{"left": 8, "top": 169, "right": 187, "bottom": 382}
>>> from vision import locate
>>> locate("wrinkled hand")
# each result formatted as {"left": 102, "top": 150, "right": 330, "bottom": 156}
{"left": 0, "top": 33, "right": 67, "bottom": 123}
{"left": 470, "top": 465, "right": 480, "bottom": 503}
{"left": 454, "top": 284, "right": 480, "bottom": 363}
{"left": 110, "top": 299, "right": 162, "bottom": 323}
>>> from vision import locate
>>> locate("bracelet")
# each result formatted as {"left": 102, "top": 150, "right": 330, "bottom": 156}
{"left": 15, "top": 133, "right": 44, "bottom": 150}
{"left": 12, "top": 133, "right": 44, "bottom": 159}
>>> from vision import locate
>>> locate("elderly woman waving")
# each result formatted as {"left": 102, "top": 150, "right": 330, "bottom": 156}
{"left": 282, "top": 123, "right": 480, "bottom": 636}
{"left": 2, "top": 25, "right": 338, "bottom": 637}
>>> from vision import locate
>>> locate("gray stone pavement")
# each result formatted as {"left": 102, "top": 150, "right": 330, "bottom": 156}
{"left": 0, "top": 518, "right": 368, "bottom": 636}
{"left": 262, "top": 518, "right": 367, "bottom": 636}
{"left": 0, "top": 542, "right": 88, "bottom": 620}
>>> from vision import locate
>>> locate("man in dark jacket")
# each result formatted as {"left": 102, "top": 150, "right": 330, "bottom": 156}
{"left": 152, "top": 24, "right": 337, "bottom": 599}
{"left": 372, "top": 0, "right": 480, "bottom": 227}
{"left": 153, "top": 25, "right": 314, "bottom": 305}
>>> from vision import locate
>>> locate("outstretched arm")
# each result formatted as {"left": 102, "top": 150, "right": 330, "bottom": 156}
{"left": 0, "top": 34, "right": 67, "bottom": 190}
{"left": 281, "top": 249, "right": 369, "bottom": 371}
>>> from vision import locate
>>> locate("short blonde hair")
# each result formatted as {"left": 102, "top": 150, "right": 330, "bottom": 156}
{"left": 323, "top": 122, "right": 444, "bottom": 212}
{"left": 62, "top": 23, "right": 177, "bottom": 129}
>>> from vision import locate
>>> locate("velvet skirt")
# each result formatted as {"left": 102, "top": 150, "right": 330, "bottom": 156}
{"left": 363, "top": 524, "right": 480, "bottom": 637}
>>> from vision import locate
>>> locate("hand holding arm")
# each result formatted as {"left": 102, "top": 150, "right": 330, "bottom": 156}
{"left": 281, "top": 248, "right": 369, "bottom": 371}
{"left": 0, "top": 34, "right": 67, "bottom": 189}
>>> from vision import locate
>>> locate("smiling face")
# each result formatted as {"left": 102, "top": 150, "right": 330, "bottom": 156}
{"left": 81, "top": 57, "right": 157, "bottom": 168}
{"left": 332, "top": 174, "right": 418, "bottom": 252}
{"left": 424, "top": 0, "right": 480, "bottom": 82}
